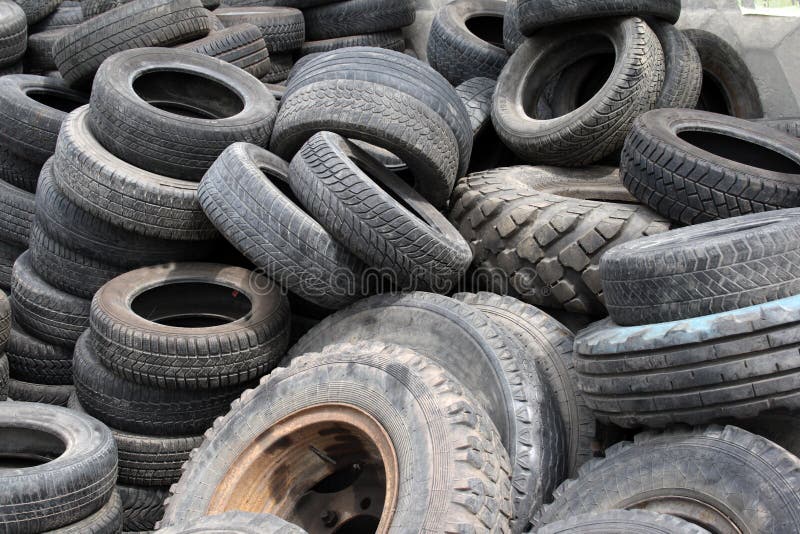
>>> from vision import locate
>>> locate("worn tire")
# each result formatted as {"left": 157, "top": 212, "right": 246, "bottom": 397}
{"left": 0, "top": 0, "right": 26, "bottom": 67}
{"left": 516, "top": 0, "right": 680, "bottom": 35}
{"left": 6, "top": 321, "right": 73, "bottom": 384}
{"left": 7, "top": 378, "right": 73, "bottom": 404}
{"left": 289, "top": 132, "right": 472, "bottom": 292}
{"left": 302, "top": 0, "right": 414, "bottom": 41}
{"left": 10, "top": 250, "right": 89, "bottom": 346}
{"left": 161, "top": 342, "right": 513, "bottom": 532}
{"left": 0, "top": 401, "right": 116, "bottom": 533}
{"left": 538, "top": 510, "right": 710, "bottom": 534}
{"left": 0, "top": 171, "right": 35, "bottom": 247}
{"left": 536, "top": 425, "right": 800, "bottom": 534}
{"left": 177, "top": 24, "right": 270, "bottom": 79}
{"left": 649, "top": 20, "right": 702, "bottom": 109}
{"left": 13, "top": 0, "right": 59, "bottom": 25}
{"left": 258, "top": 51, "right": 291, "bottom": 82}
{"left": 621, "top": 108, "right": 800, "bottom": 225}
{"left": 602, "top": 209, "right": 800, "bottom": 325}
{"left": 450, "top": 167, "right": 670, "bottom": 315}
{"left": 299, "top": 30, "right": 404, "bottom": 56}
{"left": 198, "top": 142, "right": 367, "bottom": 309}
{"left": 53, "top": 106, "right": 217, "bottom": 240}
{"left": 0, "top": 283, "right": 9, "bottom": 351}
{"left": 0, "top": 145, "right": 40, "bottom": 192}
{"left": 159, "top": 511, "right": 306, "bottom": 534}
{"left": 51, "top": 490, "right": 122, "bottom": 534}
{"left": 289, "top": 293, "right": 560, "bottom": 530}
{"left": 52, "top": 0, "right": 212, "bottom": 87}
{"left": 502, "top": 0, "right": 523, "bottom": 53}
{"left": 30, "top": 3, "right": 80, "bottom": 31}
{"left": 456, "top": 76, "right": 496, "bottom": 136}
{"left": 213, "top": 7, "right": 303, "bottom": 53}
{"left": 0, "top": 242, "right": 22, "bottom": 290}
{"left": 757, "top": 117, "right": 799, "bottom": 138}
{"left": 118, "top": 485, "right": 167, "bottom": 532}
{"left": 23, "top": 28, "right": 64, "bottom": 72}
{"left": 0, "top": 354, "right": 7, "bottom": 400}
{"left": 684, "top": 28, "right": 763, "bottom": 119}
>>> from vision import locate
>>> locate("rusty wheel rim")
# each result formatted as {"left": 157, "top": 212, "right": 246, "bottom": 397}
{"left": 209, "top": 403, "right": 399, "bottom": 534}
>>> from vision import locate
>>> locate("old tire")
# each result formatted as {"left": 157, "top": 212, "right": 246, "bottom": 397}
{"left": 118, "top": 484, "right": 167, "bottom": 532}
{"left": 299, "top": 30, "right": 404, "bottom": 56}
{"left": 502, "top": 0, "right": 523, "bottom": 52}
{"left": 259, "top": 51, "right": 292, "bottom": 82}
{"left": 650, "top": 19, "right": 702, "bottom": 109}
{"left": 0, "top": 145, "right": 40, "bottom": 192}
{"left": 0, "top": 277, "right": 10, "bottom": 351}
{"left": 213, "top": 7, "right": 304, "bottom": 53}
{"left": 0, "top": 0, "right": 26, "bottom": 67}
{"left": 177, "top": 24, "right": 271, "bottom": 79}
{"left": 302, "top": 0, "right": 414, "bottom": 41}
{"left": 49, "top": 490, "right": 122, "bottom": 534}
{"left": 158, "top": 511, "right": 306, "bottom": 534}
{"left": 0, "top": 354, "right": 7, "bottom": 400}
{"left": 757, "top": 117, "right": 799, "bottom": 138}
{"left": 538, "top": 510, "right": 709, "bottom": 534}
{"left": 5, "top": 321, "right": 73, "bottom": 384}
{"left": 516, "top": 0, "right": 680, "bottom": 35}
{"left": 7, "top": 378, "right": 73, "bottom": 404}
{"left": 0, "top": 175, "right": 34, "bottom": 247}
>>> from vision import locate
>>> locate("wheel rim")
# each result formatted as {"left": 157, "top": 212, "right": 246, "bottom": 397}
{"left": 627, "top": 494, "right": 745, "bottom": 534}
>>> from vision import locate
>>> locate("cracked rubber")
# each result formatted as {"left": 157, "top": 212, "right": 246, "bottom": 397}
{"left": 302, "top": 0, "right": 414, "bottom": 41}
{"left": 516, "top": 0, "right": 680, "bottom": 35}
{"left": 177, "top": 24, "right": 270, "bottom": 79}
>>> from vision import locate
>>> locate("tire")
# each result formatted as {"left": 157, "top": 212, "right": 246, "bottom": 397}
{"left": 161, "top": 342, "right": 514, "bottom": 532}
{"left": 303, "top": 0, "right": 414, "bottom": 41}
{"left": 0, "top": 61, "right": 22, "bottom": 75}
{"left": 68, "top": 393, "right": 203, "bottom": 487}
{"left": 684, "top": 29, "right": 763, "bottom": 119}
{"left": 198, "top": 142, "right": 367, "bottom": 310}
{"left": 0, "top": 144, "right": 40, "bottom": 192}
{"left": 454, "top": 292, "right": 594, "bottom": 477}
{"left": 649, "top": 20, "right": 702, "bottom": 109}
{"left": 52, "top": 0, "right": 212, "bottom": 87}
{"left": 536, "top": 425, "right": 800, "bottom": 534}
{"left": 0, "top": 354, "right": 7, "bottom": 401}
{"left": 258, "top": 51, "right": 291, "bottom": 82}
{"left": 177, "top": 24, "right": 270, "bottom": 79}
{"left": 288, "top": 131, "right": 473, "bottom": 292}
{"left": 6, "top": 320, "right": 73, "bottom": 384}
{"left": 52, "top": 106, "right": 217, "bottom": 241}
{"left": 51, "top": 490, "right": 122, "bottom": 534}
{"left": 7, "top": 378, "right": 73, "bottom": 404}
{"left": 502, "top": 0, "right": 523, "bottom": 53}
{"left": 288, "top": 293, "right": 560, "bottom": 530}
{"left": 299, "top": 30, "right": 404, "bottom": 56}
{"left": 89, "top": 48, "right": 277, "bottom": 181}
{"left": 74, "top": 331, "right": 246, "bottom": 435}
{"left": 756, "top": 117, "right": 799, "bottom": 138}
{"left": 29, "top": 3, "right": 81, "bottom": 31}
{"left": 456, "top": 77, "right": 496, "bottom": 136}
{"left": 118, "top": 485, "right": 167, "bottom": 532}
{"left": 601, "top": 209, "right": 800, "bottom": 325}
{"left": 427, "top": 0, "right": 508, "bottom": 86}
{"left": 450, "top": 166, "right": 671, "bottom": 315}
{"left": 213, "top": 7, "right": 303, "bottom": 53}
{"left": 0, "top": 0, "right": 26, "bottom": 67}
{"left": 538, "top": 510, "right": 710, "bottom": 534}
{"left": 575, "top": 293, "right": 800, "bottom": 428}
{"left": 80, "top": 0, "right": 129, "bottom": 17}
{"left": 91, "top": 262, "right": 290, "bottom": 390}
{"left": 620, "top": 108, "right": 800, "bottom": 225}
{"left": 0, "top": 289, "right": 9, "bottom": 352}
{"left": 0, "top": 242, "right": 23, "bottom": 290}
{"left": 516, "top": 0, "right": 680, "bottom": 35}
{"left": 29, "top": 223, "right": 124, "bottom": 299}
{"left": 10, "top": 250, "right": 89, "bottom": 347}
{"left": 23, "top": 28, "right": 64, "bottom": 72}
{"left": 13, "top": 0, "right": 60, "bottom": 25}
{"left": 0, "top": 401, "right": 116, "bottom": 532}
{"left": 494, "top": 17, "right": 663, "bottom": 166}
{"left": 159, "top": 511, "right": 306, "bottom": 534}
{"left": 0, "top": 173, "right": 34, "bottom": 248}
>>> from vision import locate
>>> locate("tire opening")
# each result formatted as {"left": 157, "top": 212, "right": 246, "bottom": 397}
{"left": 677, "top": 130, "right": 800, "bottom": 174}
{"left": 133, "top": 71, "right": 245, "bottom": 119}
{"left": 465, "top": 15, "right": 504, "bottom": 48}
{"left": 695, "top": 72, "right": 731, "bottom": 116}
{"left": 131, "top": 281, "right": 252, "bottom": 328}
{"left": 0, "top": 427, "right": 66, "bottom": 468}
{"left": 27, "top": 89, "right": 87, "bottom": 113}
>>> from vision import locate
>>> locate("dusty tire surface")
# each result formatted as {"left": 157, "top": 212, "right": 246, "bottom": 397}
{"left": 0, "top": 174, "right": 34, "bottom": 248}
{"left": 650, "top": 19, "right": 702, "bottom": 110}
{"left": 7, "top": 378, "right": 73, "bottom": 405}
{"left": 49, "top": 490, "right": 122, "bottom": 534}
{"left": 0, "top": 288, "right": 10, "bottom": 351}
{"left": 158, "top": 511, "right": 306, "bottom": 534}
{"left": 0, "top": 354, "right": 8, "bottom": 401}
{"left": 299, "top": 29, "right": 404, "bottom": 56}
{"left": 538, "top": 510, "right": 710, "bottom": 534}
{"left": 302, "top": 0, "right": 415, "bottom": 41}
{"left": 0, "top": 0, "right": 26, "bottom": 66}
{"left": 515, "top": 0, "right": 680, "bottom": 35}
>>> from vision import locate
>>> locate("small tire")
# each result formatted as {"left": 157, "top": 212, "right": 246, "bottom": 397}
{"left": 0, "top": 173, "right": 35, "bottom": 248}
{"left": 7, "top": 378, "right": 73, "bottom": 405}
{"left": 649, "top": 20, "right": 702, "bottom": 109}
{"left": 538, "top": 510, "right": 710, "bottom": 534}
{"left": 299, "top": 30, "right": 404, "bottom": 56}
{"left": 0, "top": 0, "right": 26, "bottom": 67}
{"left": 6, "top": 321, "right": 73, "bottom": 384}
{"left": 213, "top": 7, "right": 304, "bottom": 53}
{"left": 302, "top": 0, "right": 415, "bottom": 41}
{"left": 118, "top": 484, "right": 167, "bottom": 532}
{"left": 516, "top": 0, "right": 680, "bottom": 35}
{"left": 177, "top": 24, "right": 271, "bottom": 79}
{"left": 158, "top": 511, "right": 306, "bottom": 534}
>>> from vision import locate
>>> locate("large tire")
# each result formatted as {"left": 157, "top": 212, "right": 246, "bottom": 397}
{"left": 0, "top": 175, "right": 34, "bottom": 247}
{"left": 536, "top": 425, "right": 800, "bottom": 534}
{"left": 5, "top": 321, "right": 73, "bottom": 384}
{"left": 427, "top": 0, "right": 508, "bottom": 86}
{"left": 302, "top": 0, "right": 414, "bottom": 41}
{"left": 198, "top": 142, "right": 367, "bottom": 309}
{"left": 450, "top": 167, "right": 671, "bottom": 315}
{"left": 575, "top": 294, "right": 800, "bottom": 428}
{"left": 288, "top": 132, "right": 472, "bottom": 292}
{"left": 177, "top": 24, "right": 270, "bottom": 79}
{"left": 299, "top": 30, "right": 404, "bottom": 56}
{"left": 160, "top": 343, "right": 514, "bottom": 532}
{"left": 288, "top": 293, "right": 560, "bottom": 530}
{"left": 516, "top": 0, "right": 680, "bottom": 35}
{"left": 620, "top": 108, "right": 800, "bottom": 225}
{"left": 601, "top": 209, "right": 800, "bottom": 325}
{"left": 52, "top": 106, "right": 217, "bottom": 241}
{"left": 0, "top": 402, "right": 116, "bottom": 533}
{"left": 158, "top": 511, "right": 306, "bottom": 534}
{"left": 89, "top": 47, "right": 277, "bottom": 180}
{"left": 684, "top": 29, "right": 763, "bottom": 119}
{"left": 0, "top": 0, "right": 26, "bottom": 67}
{"left": 538, "top": 510, "right": 709, "bottom": 534}
{"left": 10, "top": 250, "right": 89, "bottom": 347}
{"left": 213, "top": 7, "right": 303, "bottom": 53}
{"left": 492, "top": 17, "right": 663, "bottom": 166}
{"left": 454, "top": 292, "right": 594, "bottom": 477}
{"left": 7, "top": 378, "right": 73, "bottom": 405}
{"left": 52, "top": 0, "right": 212, "bottom": 87}
{"left": 118, "top": 484, "right": 167, "bottom": 532}
{"left": 649, "top": 20, "right": 702, "bottom": 110}
{"left": 91, "top": 263, "right": 290, "bottom": 390}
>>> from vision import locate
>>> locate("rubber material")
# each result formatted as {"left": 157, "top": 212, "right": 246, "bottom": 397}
{"left": 0, "top": 167, "right": 35, "bottom": 247}
{"left": 649, "top": 19, "right": 702, "bottom": 109}
{"left": 0, "top": 354, "right": 7, "bottom": 401}
{"left": 0, "top": 241, "right": 23, "bottom": 290}
{"left": 258, "top": 51, "right": 291, "bottom": 82}
{"left": 516, "top": 0, "right": 680, "bottom": 35}
{"left": 7, "top": 378, "right": 73, "bottom": 405}
{"left": 177, "top": 24, "right": 270, "bottom": 79}
{"left": 299, "top": 30, "right": 404, "bottom": 56}
{"left": 158, "top": 511, "right": 306, "bottom": 534}
{"left": 0, "top": 291, "right": 9, "bottom": 352}
{"left": 538, "top": 510, "right": 710, "bottom": 534}
{"left": 302, "top": 0, "right": 415, "bottom": 41}
{"left": 13, "top": 0, "right": 60, "bottom": 25}
{"left": 49, "top": 490, "right": 122, "bottom": 534}
{"left": 30, "top": 3, "right": 81, "bottom": 32}
{"left": 0, "top": 0, "right": 27, "bottom": 67}
{"left": 213, "top": 6, "right": 303, "bottom": 53}
{"left": 118, "top": 485, "right": 167, "bottom": 532}
{"left": 0, "top": 144, "right": 40, "bottom": 192}
{"left": 6, "top": 320, "right": 73, "bottom": 384}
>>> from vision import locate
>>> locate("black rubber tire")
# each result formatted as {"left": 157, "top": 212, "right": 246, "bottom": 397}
{"left": 0, "top": 176, "right": 34, "bottom": 247}
{"left": 299, "top": 30, "right": 404, "bottom": 56}
{"left": 757, "top": 117, "right": 799, "bottom": 138}
{"left": 52, "top": 490, "right": 122, "bottom": 534}
{"left": 493, "top": 17, "right": 663, "bottom": 166}
{"left": 538, "top": 510, "right": 710, "bottom": 534}
{"left": 288, "top": 293, "right": 560, "bottom": 530}
{"left": 177, "top": 24, "right": 270, "bottom": 79}
{"left": 289, "top": 132, "right": 473, "bottom": 292}
{"left": 161, "top": 342, "right": 514, "bottom": 532}
{"left": 89, "top": 48, "right": 277, "bottom": 181}
{"left": 450, "top": 166, "right": 671, "bottom": 315}
{"left": 649, "top": 20, "right": 702, "bottom": 109}
{"left": 0, "top": 60, "right": 22, "bottom": 75}
{"left": 303, "top": 0, "right": 414, "bottom": 41}
{"left": 620, "top": 108, "right": 800, "bottom": 225}
{"left": 23, "top": 28, "right": 64, "bottom": 72}
{"left": 0, "top": 401, "right": 116, "bottom": 532}
{"left": 91, "top": 262, "right": 290, "bottom": 390}
{"left": 118, "top": 485, "right": 166, "bottom": 533}
{"left": 0, "top": 242, "right": 22, "bottom": 290}
{"left": 7, "top": 378, "right": 73, "bottom": 404}
{"left": 79, "top": 0, "right": 126, "bottom": 18}
{"left": 74, "top": 331, "right": 246, "bottom": 435}
{"left": 52, "top": 106, "right": 217, "bottom": 241}
{"left": 502, "top": 0, "right": 523, "bottom": 53}
{"left": 602, "top": 209, "right": 800, "bottom": 325}
{"left": 52, "top": 0, "right": 213, "bottom": 87}
{"left": 456, "top": 76, "right": 496, "bottom": 137}
{"left": 159, "top": 511, "right": 306, "bottom": 534}
{"left": 454, "top": 292, "right": 594, "bottom": 477}
{"left": 213, "top": 7, "right": 303, "bottom": 53}
{"left": 427, "top": 0, "right": 508, "bottom": 86}
{"left": 29, "top": 223, "right": 124, "bottom": 299}
{"left": 0, "top": 281, "right": 10, "bottom": 351}
{"left": 198, "top": 142, "right": 367, "bottom": 309}
{"left": 10, "top": 250, "right": 89, "bottom": 347}
{"left": 30, "top": 3, "right": 81, "bottom": 31}
{"left": 258, "top": 51, "right": 291, "bottom": 82}
{"left": 536, "top": 425, "right": 800, "bottom": 533}
{"left": 6, "top": 320, "right": 73, "bottom": 384}
{"left": 13, "top": 0, "right": 60, "bottom": 25}
{"left": 0, "top": 144, "right": 40, "bottom": 192}
{"left": 684, "top": 29, "right": 763, "bottom": 119}
{"left": 68, "top": 393, "right": 204, "bottom": 487}
{"left": 0, "top": 0, "right": 27, "bottom": 67}
{"left": 0, "top": 354, "right": 7, "bottom": 401}
{"left": 516, "top": 0, "right": 680, "bottom": 35}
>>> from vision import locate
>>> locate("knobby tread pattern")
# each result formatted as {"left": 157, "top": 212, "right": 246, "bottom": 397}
{"left": 177, "top": 23, "right": 270, "bottom": 78}
{"left": 649, "top": 19, "right": 702, "bottom": 109}
{"left": 455, "top": 77, "right": 496, "bottom": 135}
{"left": 450, "top": 168, "right": 671, "bottom": 315}
{"left": 118, "top": 485, "right": 167, "bottom": 532}
{"left": 214, "top": 7, "right": 304, "bottom": 53}
{"left": 300, "top": 30, "right": 404, "bottom": 56}
{"left": 302, "top": 0, "right": 415, "bottom": 41}
{"left": 0, "top": 175, "right": 34, "bottom": 247}
{"left": 6, "top": 320, "right": 73, "bottom": 384}
{"left": 7, "top": 378, "right": 73, "bottom": 404}
{"left": 516, "top": 0, "right": 680, "bottom": 35}
{"left": 0, "top": 1, "right": 27, "bottom": 66}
